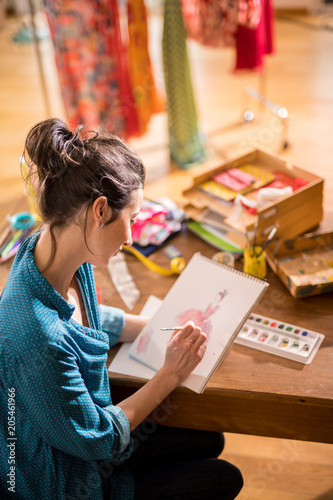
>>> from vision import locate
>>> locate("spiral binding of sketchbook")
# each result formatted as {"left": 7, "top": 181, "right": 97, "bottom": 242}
{"left": 128, "top": 252, "right": 269, "bottom": 393}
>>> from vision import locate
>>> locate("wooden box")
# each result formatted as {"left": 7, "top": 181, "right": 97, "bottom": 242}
{"left": 265, "top": 231, "right": 333, "bottom": 298}
{"left": 182, "top": 148, "right": 324, "bottom": 246}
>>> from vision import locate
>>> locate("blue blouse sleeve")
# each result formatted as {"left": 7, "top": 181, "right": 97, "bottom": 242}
{"left": 6, "top": 332, "right": 133, "bottom": 463}
{"left": 98, "top": 304, "right": 125, "bottom": 347}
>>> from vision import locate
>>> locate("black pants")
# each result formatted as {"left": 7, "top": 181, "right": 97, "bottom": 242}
{"left": 126, "top": 422, "right": 243, "bottom": 500}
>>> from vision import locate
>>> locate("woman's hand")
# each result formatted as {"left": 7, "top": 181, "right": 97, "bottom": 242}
{"left": 163, "top": 322, "right": 207, "bottom": 385}
{"left": 117, "top": 321, "right": 206, "bottom": 431}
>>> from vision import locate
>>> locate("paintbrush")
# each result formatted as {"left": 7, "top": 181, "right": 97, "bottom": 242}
{"left": 258, "top": 224, "right": 279, "bottom": 256}
{"left": 252, "top": 216, "right": 259, "bottom": 256}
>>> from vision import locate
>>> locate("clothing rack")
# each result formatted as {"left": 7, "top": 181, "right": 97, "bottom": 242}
{"left": 27, "top": 0, "right": 51, "bottom": 117}
{"left": 25, "top": 0, "right": 289, "bottom": 158}
{"left": 242, "top": 71, "right": 290, "bottom": 150}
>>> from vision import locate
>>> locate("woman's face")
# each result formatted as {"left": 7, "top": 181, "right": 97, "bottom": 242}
{"left": 89, "top": 188, "right": 143, "bottom": 267}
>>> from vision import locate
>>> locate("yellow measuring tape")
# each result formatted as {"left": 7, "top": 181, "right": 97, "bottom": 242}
{"left": 123, "top": 245, "right": 186, "bottom": 276}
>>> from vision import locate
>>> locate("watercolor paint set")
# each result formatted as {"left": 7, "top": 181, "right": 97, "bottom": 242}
{"left": 235, "top": 313, "right": 325, "bottom": 364}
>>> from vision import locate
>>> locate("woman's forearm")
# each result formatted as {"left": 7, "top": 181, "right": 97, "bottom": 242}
{"left": 116, "top": 366, "right": 179, "bottom": 431}
{"left": 117, "top": 313, "right": 150, "bottom": 343}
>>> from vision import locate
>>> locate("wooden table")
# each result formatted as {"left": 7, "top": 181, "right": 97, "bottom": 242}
{"left": 97, "top": 228, "right": 333, "bottom": 445}
{"left": 1, "top": 199, "right": 332, "bottom": 444}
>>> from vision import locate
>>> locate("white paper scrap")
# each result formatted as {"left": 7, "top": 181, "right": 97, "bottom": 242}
{"left": 107, "top": 252, "right": 140, "bottom": 310}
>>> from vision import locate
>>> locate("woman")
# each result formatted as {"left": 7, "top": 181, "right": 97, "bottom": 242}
{"left": 0, "top": 118, "right": 243, "bottom": 499}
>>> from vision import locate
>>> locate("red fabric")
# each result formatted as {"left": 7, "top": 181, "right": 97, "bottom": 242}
{"left": 268, "top": 171, "right": 308, "bottom": 191}
{"left": 213, "top": 168, "right": 256, "bottom": 190}
{"left": 181, "top": 0, "right": 275, "bottom": 73}
{"left": 235, "top": 0, "right": 275, "bottom": 72}
{"left": 180, "top": 0, "right": 239, "bottom": 48}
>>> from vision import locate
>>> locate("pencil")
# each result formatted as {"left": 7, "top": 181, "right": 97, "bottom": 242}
{"left": 0, "top": 226, "right": 11, "bottom": 248}
{"left": 0, "top": 227, "right": 31, "bottom": 260}
{"left": 241, "top": 220, "right": 251, "bottom": 251}
{"left": 0, "top": 229, "right": 23, "bottom": 258}
{"left": 160, "top": 326, "right": 184, "bottom": 331}
{"left": 0, "top": 245, "right": 20, "bottom": 264}
{"left": 0, "top": 234, "right": 13, "bottom": 255}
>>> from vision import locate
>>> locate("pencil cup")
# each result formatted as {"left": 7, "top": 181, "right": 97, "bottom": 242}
{"left": 243, "top": 246, "right": 266, "bottom": 279}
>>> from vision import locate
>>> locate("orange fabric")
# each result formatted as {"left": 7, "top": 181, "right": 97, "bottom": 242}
{"left": 127, "top": 0, "right": 164, "bottom": 136}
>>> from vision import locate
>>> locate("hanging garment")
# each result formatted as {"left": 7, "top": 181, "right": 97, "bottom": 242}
{"left": 44, "top": 0, "right": 140, "bottom": 138}
{"left": 235, "top": 0, "right": 274, "bottom": 72}
{"left": 127, "top": 0, "right": 164, "bottom": 136}
{"left": 180, "top": 0, "right": 273, "bottom": 72}
{"left": 180, "top": 0, "right": 262, "bottom": 48}
{"left": 238, "top": 0, "right": 261, "bottom": 30}
{"left": 162, "top": 0, "right": 206, "bottom": 168}
{"left": 180, "top": 0, "right": 239, "bottom": 47}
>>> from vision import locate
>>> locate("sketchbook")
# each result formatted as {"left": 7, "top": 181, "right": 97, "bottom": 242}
{"left": 108, "top": 295, "right": 161, "bottom": 381}
{"left": 127, "top": 252, "right": 269, "bottom": 393}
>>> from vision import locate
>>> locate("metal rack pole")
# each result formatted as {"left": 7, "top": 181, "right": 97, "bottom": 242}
{"left": 27, "top": 0, "right": 51, "bottom": 117}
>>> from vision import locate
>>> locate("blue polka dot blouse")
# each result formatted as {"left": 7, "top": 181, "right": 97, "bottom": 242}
{"left": 0, "top": 231, "right": 135, "bottom": 499}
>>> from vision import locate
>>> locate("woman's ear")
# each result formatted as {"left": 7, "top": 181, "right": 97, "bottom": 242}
{"left": 91, "top": 196, "right": 110, "bottom": 227}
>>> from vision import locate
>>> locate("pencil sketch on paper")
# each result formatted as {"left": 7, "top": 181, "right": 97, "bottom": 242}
{"left": 176, "top": 290, "right": 229, "bottom": 342}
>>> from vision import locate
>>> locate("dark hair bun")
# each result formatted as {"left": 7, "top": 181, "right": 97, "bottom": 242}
{"left": 24, "top": 118, "right": 84, "bottom": 180}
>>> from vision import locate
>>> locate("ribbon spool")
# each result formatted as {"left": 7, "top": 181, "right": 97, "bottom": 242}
{"left": 8, "top": 212, "right": 36, "bottom": 230}
{"left": 123, "top": 245, "right": 186, "bottom": 276}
